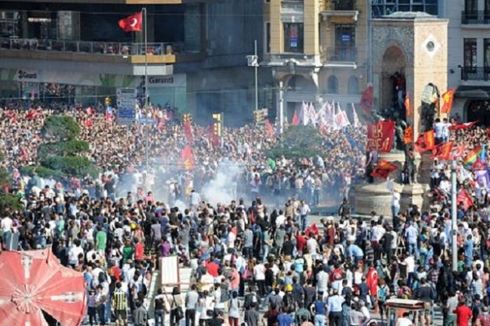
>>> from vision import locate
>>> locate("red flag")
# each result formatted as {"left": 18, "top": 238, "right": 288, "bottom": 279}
{"left": 208, "top": 125, "right": 220, "bottom": 147}
{"left": 180, "top": 145, "right": 194, "bottom": 170}
{"left": 366, "top": 120, "right": 395, "bottom": 152}
{"left": 404, "top": 93, "right": 412, "bottom": 117}
{"left": 449, "top": 121, "right": 477, "bottom": 131}
{"left": 84, "top": 118, "right": 93, "bottom": 128}
{"left": 457, "top": 189, "right": 473, "bottom": 210}
{"left": 104, "top": 112, "right": 113, "bottom": 122}
{"left": 118, "top": 12, "right": 143, "bottom": 32}
{"left": 291, "top": 110, "right": 300, "bottom": 126}
{"left": 265, "top": 119, "right": 275, "bottom": 138}
{"left": 183, "top": 120, "right": 193, "bottom": 143}
{"left": 432, "top": 142, "right": 453, "bottom": 160}
{"left": 371, "top": 160, "right": 397, "bottom": 179}
{"left": 414, "top": 130, "right": 435, "bottom": 153}
{"left": 441, "top": 89, "right": 455, "bottom": 114}
{"left": 360, "top": 85, "right": 374, "bottom": 114}
{"left": 451, "top": 145, "right": 466, "bottom": 159}
{"left": 472, "top": 159, "right": 486, "bottom": 171}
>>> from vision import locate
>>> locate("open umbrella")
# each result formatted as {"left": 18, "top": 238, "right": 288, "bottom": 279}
{"left": 0, "top": 249, "right": 86, "bottom": 326}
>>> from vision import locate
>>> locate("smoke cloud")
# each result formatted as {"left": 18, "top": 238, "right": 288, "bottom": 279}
{"left": 201, "top": 159, "right": 244, "bottom": 205}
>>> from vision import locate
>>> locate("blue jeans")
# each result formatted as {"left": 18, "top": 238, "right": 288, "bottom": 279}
{"left": 301, "top": 215, "right": 307, "bottom": 231}
{"left": 408, "top": 242, "right": 419, "bottom": 259}
{"left": 155, "top": 309, "right": 165, "bottom": 326}
{"left": 315, "top": 314, "right": 325, "bottom": 326}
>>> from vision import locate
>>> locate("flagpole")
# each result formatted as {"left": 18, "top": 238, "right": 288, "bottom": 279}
{"left": 143, "top": 7, "right": 148, "bottom": 108}
{"left": 451, "top": 160, "right": 457, "bottom": 272}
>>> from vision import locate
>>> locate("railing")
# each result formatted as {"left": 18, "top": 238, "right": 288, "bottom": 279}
{"left": 461, "top": 10, "right": 490, "bottom": 24}
{"left": 0, "top": 37, "right": 183, "bottom": 56}
{"left": 327, "top": 46, "right": 357, "bottom": 62}
{"left": 461, "top": 66, "right": 490, "bottom": 81}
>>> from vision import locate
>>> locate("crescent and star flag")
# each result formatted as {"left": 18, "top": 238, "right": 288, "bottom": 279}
{"left": 371, "top": 160, "right": 398, "bottom": 179}
{"left": 118, "top": 12, "right": 143, "bottom": 32}
{"left": 414, "top": 130, "right": 435, "bottom": 153}
{"left": 440, "top": 89, "right": 456, "bottom": 114}
{"left": 366, "top": 120, "right": 395, "bottom": 153}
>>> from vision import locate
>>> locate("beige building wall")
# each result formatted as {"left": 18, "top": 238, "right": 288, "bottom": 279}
{"left": 304, "top": 0, "right": 320, "bottom": 55}
{"left": 269, "top": 0, "right": 283, "bottom": 54}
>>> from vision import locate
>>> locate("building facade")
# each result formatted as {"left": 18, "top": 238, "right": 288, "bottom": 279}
{"left": 262, "top": 0, "right": 369, "bottom": 122}
{"left": 0, "top": 0, "right": 266, "bottom": 125}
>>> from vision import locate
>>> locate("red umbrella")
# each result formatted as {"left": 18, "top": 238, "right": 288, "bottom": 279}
{"left": 0, "top": 249, "right": 87, "bottom": 326}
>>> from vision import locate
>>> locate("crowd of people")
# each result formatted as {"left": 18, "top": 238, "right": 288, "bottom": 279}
{"left": 2, "top": 101, "right": 490, "bottom": 326}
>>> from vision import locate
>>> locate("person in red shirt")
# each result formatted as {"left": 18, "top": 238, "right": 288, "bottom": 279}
{"left": 296, "top": 232, "right": 307, "bottom": 255}
{"left": 134, "top": 239, "right": 145, "bottom": 262}
{"left": 454, "top": 300, "right": 472, "bottom": 326}
{"left": 478, "top": 306, "right": 490, "bottom": 326}
{"left": 206, "top": 259, "right": 220, "bottom": 277}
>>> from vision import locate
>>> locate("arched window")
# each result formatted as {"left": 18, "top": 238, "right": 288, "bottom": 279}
{"left": 347, "top": 76, "right": 359, "bottom": 94}
{"left": 327, "top": 75, "right": 338, "bottom": 94}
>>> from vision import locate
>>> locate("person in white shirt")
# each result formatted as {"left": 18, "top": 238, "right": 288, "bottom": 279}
{"left": 299, "top": 200, "right": 311, "bottom": 231}
{"left": 396, "top": 312, "right": 414, "bottom": 326}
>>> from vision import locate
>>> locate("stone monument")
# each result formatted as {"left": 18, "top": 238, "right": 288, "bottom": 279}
{"left": 352, "top": 12, "right": 448, "bottom": 216}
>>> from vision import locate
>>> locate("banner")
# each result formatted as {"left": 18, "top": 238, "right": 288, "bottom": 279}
{"left": 366, "top": 120, "right": 395, "bottom": 152}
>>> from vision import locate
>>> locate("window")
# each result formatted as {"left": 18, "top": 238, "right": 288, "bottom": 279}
{"left": 464, "top": 38, "right": 477, "bottom": 71}
{"left": 327, "top": 75, "right": 338, "bottom": 94}
{"left": 465, "top": 0, "right": 477, "bottom": 12}
{"left": 485, "top": 39, "right": 490, "bottom": 70}
{"left": 335, "top": 25, "right": 356, "bottom": 61}
{"left": 265, "top": 22, "right": 271, "bottom": 54}
{"left": 283, "top": 23, "right": 303, "bottom": 53}
{"left": 347, "top": 76, "right": 359, "bottom": 94}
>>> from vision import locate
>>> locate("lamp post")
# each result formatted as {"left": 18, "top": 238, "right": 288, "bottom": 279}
{"left": 451, "top": 160, "right": 458, "bottom": 272}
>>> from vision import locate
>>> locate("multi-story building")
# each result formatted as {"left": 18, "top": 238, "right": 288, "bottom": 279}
{"left": 0, "top": 0, "right": 265, "bottom": 125}
{"left": 262, "top": 0, "right": 369, "bottom": 121}
{"left": 444, "top": 0, "right": 490, "bottom": 125}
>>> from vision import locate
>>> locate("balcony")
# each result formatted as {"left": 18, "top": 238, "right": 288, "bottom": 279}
{"left": 461, "top": 66, "right": 490, "bottom": 81}
{"left": 461, "top": 11, "right": 490, "bottom": 25}
{"left": 326, "top": 46, "right": 357, "bottom": 62}
{"left": 263, "top": 53, "right": 320, "bottom": 68}
{"left": 0, "top": 37, "right": 180, "bottom": 64}
{"left": 321, "top": 0, "right": 359, "bottom": 23}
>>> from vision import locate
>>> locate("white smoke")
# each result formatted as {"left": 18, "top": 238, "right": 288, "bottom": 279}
{"left": 201, "top": 159, "right": 244, "bottom": 205}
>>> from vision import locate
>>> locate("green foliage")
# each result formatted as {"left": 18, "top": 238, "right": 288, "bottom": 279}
{"left": 37, "top": 140, "right": 90, "bottom": 158}
{"left": 41, "top": 156, "right": 98, "bottom": 178}
{"left": 267, "top": 125, "right": 324, "bottom": 159}
{"left": 37, "top": 115, "right": 97, "bottom": 178}
{"left": 41, "top": 115, "right": 80, "bottom": 140}
{"left": 20, "top": 165, "right": 64, "bottom": 179}
{"left": 0, "top": 193, "right": 22, "bottom": 214}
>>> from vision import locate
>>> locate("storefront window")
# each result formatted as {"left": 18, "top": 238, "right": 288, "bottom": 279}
{"left": 283, "top": 23, "right": 303, "bottom": 53}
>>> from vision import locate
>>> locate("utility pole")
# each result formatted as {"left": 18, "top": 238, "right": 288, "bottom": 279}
{"left": 451, "top": 160, "right": 458, "bottom": 272}
{"left": 254, "top": 40, "right": 259, "bottom": 111}
{"left": 278, "top": 80, "right": 284, "bottom": 134}
{"left": 143, "top": 7, "right": 148, "bottom": 108}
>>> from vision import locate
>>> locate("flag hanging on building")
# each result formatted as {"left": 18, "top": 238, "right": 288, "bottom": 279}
{"left": 366, "top": 120, "right": 395, "bottom": 152}
{"left": 440, "top": 89, "right": 456, "bottom": 114}
{"left": 360, "top": 84, "right": 374, "bottom": 114}
{"left": 118, "top": 12, "right": 143, "bottom": 32}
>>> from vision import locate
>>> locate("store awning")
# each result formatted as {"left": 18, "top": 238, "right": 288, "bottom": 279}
{"left": 455, "top": 86, "right": 490, "bottom": 99}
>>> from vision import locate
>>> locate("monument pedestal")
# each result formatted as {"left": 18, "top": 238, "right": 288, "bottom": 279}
{"left": 352, "top": 182, "right": 393, "bottom": 217}
{"left": 399, "top": 183, "right": 428, "bottom": 212}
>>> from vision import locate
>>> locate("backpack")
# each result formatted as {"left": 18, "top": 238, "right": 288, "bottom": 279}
{"left": 377, "top": 285, "right": 388, "bottom": 302}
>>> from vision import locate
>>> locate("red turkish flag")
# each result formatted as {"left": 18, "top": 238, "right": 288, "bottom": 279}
{"left": 366, "top": 120, "right": 395, "bottom": 153}
{"left": 457, "top": 189, "right": 474, "bottom": 210}
{"left": 414, "top": 130, "right": 435, "bottom": 153}
{"left": 432, "top": 142, "right": 453, "bottom": 160}
{"left": 118, "top": 12, "right": 143, "bottom": 32}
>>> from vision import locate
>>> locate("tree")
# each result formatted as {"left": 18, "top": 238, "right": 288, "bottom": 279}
{"left": 267, "top": 125, "right": 324, "bottom": 159}
{"left": 0, "top": 153, "right": 22, "bottom": 214}
{"left": 34, "top": 115, "right": 97, "bottom": 178}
